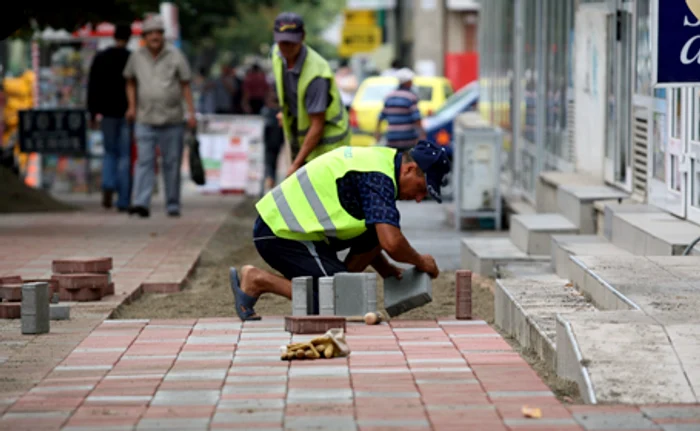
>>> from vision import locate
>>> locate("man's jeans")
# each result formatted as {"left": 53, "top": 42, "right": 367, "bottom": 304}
{"left": 132, "top": 123, "right": 185, "bottom": 213}
{"left": 101, "top": 117, "right": 132, "bottom": 209}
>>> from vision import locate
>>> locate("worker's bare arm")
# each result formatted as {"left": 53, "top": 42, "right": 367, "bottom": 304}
{"left": 375, "top": 223, "right": 439, "bottom": 278}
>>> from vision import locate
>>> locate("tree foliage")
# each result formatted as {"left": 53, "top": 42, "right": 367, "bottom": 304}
{"left": 0, "top": 0, "right": 327, "bottom": 43}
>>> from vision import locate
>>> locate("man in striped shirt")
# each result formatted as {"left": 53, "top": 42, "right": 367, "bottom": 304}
{"left": 375, "top": 68, "right": 426, "bottom": 150}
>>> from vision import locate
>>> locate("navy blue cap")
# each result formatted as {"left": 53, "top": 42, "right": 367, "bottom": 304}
{"left": 409, "top": 140, "right": 451, "bottom": 203}
{"left": 274, "top": 12, "right": 305, "bottom": 44}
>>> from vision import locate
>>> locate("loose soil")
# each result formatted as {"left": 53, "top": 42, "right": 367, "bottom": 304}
{"left": 0, "top": 167, "right": 76, "bottom": 213}
{"left": 113, "top": 197, "right": 581, "bottom": 403}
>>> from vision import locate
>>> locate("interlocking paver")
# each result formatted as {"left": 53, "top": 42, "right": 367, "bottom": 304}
{"left": 2, "top": 314, "right": 700, "bottom": 430}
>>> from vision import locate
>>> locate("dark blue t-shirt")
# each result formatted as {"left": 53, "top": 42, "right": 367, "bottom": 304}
{"left": 335, "top": 153, "right": 402, "bottom": 229}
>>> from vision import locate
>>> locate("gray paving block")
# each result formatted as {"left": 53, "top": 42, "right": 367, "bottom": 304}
{"left": 151, "top": 390, "right": 219, "bottom": 406}
{"left": 292, "top": 277, "right": 313, "bottom": 316}
{"left": 50, "top": 304, "right": 70, "bottom": 320}
{"left": 383, "top": 267, "right": 432, "bottom": 317}
{"left": 572, "top": 412, "right": 660, "bottom": 430}
{"left": 641, "top": 406, "right": 700, "bottom": 419}
{"left": 318, "top": 276, "right": 335, "bottom": 316}
{"left": 334, "top": 272, "right": 377, "bottom": 316}
{"left": 21, "top": 282, "right": 50, "bottom": 334}
{"left": 137, "top": 418, "right": 209, "bottom": 430}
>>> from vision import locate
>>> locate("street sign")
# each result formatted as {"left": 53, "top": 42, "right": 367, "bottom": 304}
{"left": 344, "top": 10, "right": 376, "bottom": 26}
{"left": 338, "top": 25, "right": 383, "bottom": 57}
{"left": 18, "top": 109, "right": 87, "bottom": 155}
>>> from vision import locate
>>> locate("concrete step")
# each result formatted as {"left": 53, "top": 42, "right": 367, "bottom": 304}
{"left": 556, "top": 310, "right": 700, "bottom": 404}
{"left": 536, "top": 171, "right": 604, "bottom": 214}
{"left": 556, "top": 185, "right": 628, "bottom": 234}
{"left": 510, "top": 213, "right": 578, "bottom": 255}
{"left": 460, "top": 237, "right": 549, "bottom": 277}
{"left": 604, "top": 204, "right": 700, "bottom": 255}
{"left": 495, "top": 274, "right": 597, "bottom": 373}
{"left": 550, "top": 235, "right": 632, "bottom": 280}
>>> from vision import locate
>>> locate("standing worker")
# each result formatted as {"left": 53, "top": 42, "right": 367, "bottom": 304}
{"left": 123, "top": 15, "right": 197, "bottom": 218}
{"left": 228, "top": 140, "right": 450, "bottom": 321}
{"left": 87, "top": 23, "right": 133, "bottom": 212}
{"left": 271, "top": 12, "right": 351, "bottom": 177}
{"left": 375, "top": 68, "right": 426, "bottom": 151}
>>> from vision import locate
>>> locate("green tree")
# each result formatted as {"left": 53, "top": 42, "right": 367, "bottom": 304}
{"left": 213, "top": 0, "right": 345, "bottom": 60}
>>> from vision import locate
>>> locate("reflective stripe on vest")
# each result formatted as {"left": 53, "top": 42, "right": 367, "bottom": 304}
{"left": 272, "top": 44, "right": 350, "bottom": 162}
{"left": 255, "top": 146, "right": 398, "bottom": 242}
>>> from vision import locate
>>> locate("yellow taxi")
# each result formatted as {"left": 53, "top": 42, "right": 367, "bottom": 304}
{"left": 349, "top": 75, "right": 454, "bottom": 147}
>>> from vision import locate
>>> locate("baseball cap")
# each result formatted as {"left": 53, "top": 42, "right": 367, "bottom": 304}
{"left": 409, "top": 140, "right": 452, "bottom": 203}
{"left": 142, "top": 15, "right": 165, "bottom": 33}
{"left": 274, "top": 12, "right": 305, "bottom": 44}
{"left": 396, "top": 68, "right": 414, "bottom": 84}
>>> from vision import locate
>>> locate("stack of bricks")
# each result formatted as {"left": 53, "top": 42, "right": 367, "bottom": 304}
{"left": 0, "top": 275, "right": 24, "bottom": 319}
{"left": 51, "top": 257, "right": 114, "bottom": 302}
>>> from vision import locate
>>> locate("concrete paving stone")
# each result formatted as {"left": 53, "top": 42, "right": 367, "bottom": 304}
{"left": 233, "top": 356, "right": 281, "bottom": 363}
{"left": 572, "top": 412, "right": 661, "bottom": 430}
{"left": 228, "top": 367, "right": 290, "bottom": 374}
{"left": 105, "top": 374, "right": 165, "bottom": 380}
{"left": 350, "top": 368, "right": 411, "bottom": 374}
{"left": 2, "top": 411, "right": 71, "bottom": 419}
{"left": 177, "top": 352, "right": 234, "bottom": 360}
{"left": 407, "top": 359, "right": 465, "bottom": 364}
{"left": 487, "top": 391, "right": 554, "bottom": 398}
{"left": 192, "top": 323, "right": 241, "bottom": 330}
{"left": 86, "top": 396, "right": 153, "bottom": 404}
{"left": 74, "top": 348, "right": 127, "bottom": 353}
{"left": 186, "top": 336, "right": 238, "bottom": 345}
{"left": 354, "top": 392, "right": 420, "bottom": 398}
{"left": 226, "top": 375, "right": 289, "bottom": 383}
{"left": 660, "top": 425, "right": 700, "bottom": 431}
{"left": 349, "top": 351, "right": 403, "bottom": 356}
{"left": 439, "top": 320, "right": 488, "bottom": 326}
{"left": 54, "top": 365, "right": 113, "bottom": 371}
{"left": 222, "top": 385, "right": 286, "bottom": 395}
{"left": 356, "top": 419, "right": 430, "bottom": 427}
{"left": 164, "top": 370, "right": 227, "bottom": 381}
{"left": 641, "top": 406, "right": 700, "bottom": 419}
{"left": 29, "top": 385, "right": 95, "bottom": 393}
{"left": 289, "top": 367, "right": 348, "bottom": 377}
{"left": 212, "top": 410, "right": 284, "bottom": 424}
{"left": 62, "top": 427, "right": 136, "bottom": 431}
{"left": 504, "top": 418, "right": 579, "bottom": 427}
{"left": 136, "top": 418, "right": 210, "bottom": 430}
{"left": 217, "top": 399, "right": 286, "bottom": 409}
{"left": 284, "top": 415, "right": 357, "bottom": 429}
{"left": 287, "top": 388, "right": 353, "bottom": 401}
{"left": 151, "top": 390, "right": 220, "bottom": 406}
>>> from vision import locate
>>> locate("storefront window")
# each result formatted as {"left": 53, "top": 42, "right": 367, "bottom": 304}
{"left": 635, "top": 0, "right": 652, "bottom": 96}
{"left": 652, "top": 89, "right": 667, "bottom": 182}
{"left": 543, "top": 0, "right": 571, "bottom": 159}
{"left": 523, "top": 0, "right": 537, "bottom": 144}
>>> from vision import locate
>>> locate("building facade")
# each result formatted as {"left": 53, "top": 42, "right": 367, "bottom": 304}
{"left": 478, "top": 0, "right": 700, "bottom": 226}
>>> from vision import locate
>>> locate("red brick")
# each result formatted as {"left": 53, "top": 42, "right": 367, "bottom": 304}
{"left": 285, "top": 316, "right": 346, "bottom": 334}
{"left": 0, "top": 302, "right": 21, "bottom": 319}
{"left": 141, "top": 282, "right": 181, "bottom": 294}
{"left": 52, "top": 273, "right": 109, "bottom": 291}
{"left": 0, "top": 275, "right": 22, "bottom": 285}
{"left": 0, "top": 284, "right": 22, "bottom": 301}
{"left": 52, "top": 257, "right": 112, "bottom": 274}
{"left": 60, "top": 287, "right": 103, "bottom": 302}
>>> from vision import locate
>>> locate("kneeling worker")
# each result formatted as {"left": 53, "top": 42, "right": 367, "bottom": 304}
{"left": 229, "top": 140, "right": 451, "bottom": 321}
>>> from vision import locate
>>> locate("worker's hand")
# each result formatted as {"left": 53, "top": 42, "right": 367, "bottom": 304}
{"left": 187, "top": 115, "right": 197, "bottom": 130}
{"left": 384, "top": 264, "right": 403, "bottom": 280}
{"left": 276, "top": 111, "right": 283, "bottom": 126}
{"left": 417, "top": 254, "right": 439, "bottom": 279}
{"left": 126, "top": 106, "right": 136, "bottom": 122}
{"left": 286, "top": 161, "right": 301, "bottom": 178}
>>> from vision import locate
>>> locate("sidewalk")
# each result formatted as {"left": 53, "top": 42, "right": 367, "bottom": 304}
{"left": 2, "top": 317, "right": 694, "bottom": 431}
{"left": 0, "top": 191, "right": 242, "bottom": 403}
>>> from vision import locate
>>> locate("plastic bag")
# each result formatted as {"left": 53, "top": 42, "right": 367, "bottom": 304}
{"left": 187, "top": 128, "right": 206, "bottom": 186}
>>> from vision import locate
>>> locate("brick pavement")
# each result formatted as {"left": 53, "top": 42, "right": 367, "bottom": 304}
{"left": 0, "top": 193, "right": 242, "bottom": 403}
{"left": 2, "top": 317, "right": 698, "bottom": 431}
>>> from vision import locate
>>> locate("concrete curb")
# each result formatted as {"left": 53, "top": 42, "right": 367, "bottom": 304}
{"left": 569, "top": 256, "right": 640, "bottom": 311}
{"left": 555, "top": 314, "right": 597, "bottom": 404}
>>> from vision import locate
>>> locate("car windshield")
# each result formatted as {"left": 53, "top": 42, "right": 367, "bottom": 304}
{"left": 432, "top": 83, "right": 478, "bottom": 118}
{"left": 359, "top": 84, "right": 433, "bottom": 102}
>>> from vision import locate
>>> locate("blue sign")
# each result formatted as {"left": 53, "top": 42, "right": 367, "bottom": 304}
{"left": 654, "top": 0, "right": 700, "bottom": 86}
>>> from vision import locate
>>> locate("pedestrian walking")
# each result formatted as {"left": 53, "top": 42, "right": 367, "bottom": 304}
{"left": 243, "top": 63, "right": 270, "bottom": 115}
{"left": 261, "top": 91, "right": 285, "bottom": 193}
{"left": 214, "top": 64, "right": 235, "bottom": 114}
{"left": 228, "top": 141, "right": 450, "bottom": 321}
{"left": 375, "top": 68, "right": 426, "bottom": 151}
{"left": 335, "top": 59, "right": 358, "bottom": 112}
{"left": 87, "top": 23, "right": 133, "bottom": 212}
{"left": 123, "top": 15, "right": 197, "bottom": 218}
{"left": 271, "top": 12, "right": 350, "bottom": 177}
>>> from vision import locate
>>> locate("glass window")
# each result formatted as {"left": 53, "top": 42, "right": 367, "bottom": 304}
{"left": 444, "top": 83, "right": 454, "bottom": 100}
{"left": 691, "top": 89, "right": 700, "bottom": 143}
{"left": 635, "top": 0, "right": 652, "bottom": 95}
{"left": 543, "top": 0, "right": 570, "bottom": 159}
{"left": 523, "top": 0, "right": 537, "bottom": 144}
{"left": 692, "top": 160, "right": 700, "bottom": 208}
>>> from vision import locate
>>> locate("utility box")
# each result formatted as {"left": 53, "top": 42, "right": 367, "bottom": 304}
{"left": 452, "top": 112, "right": 503, "bottom": 231}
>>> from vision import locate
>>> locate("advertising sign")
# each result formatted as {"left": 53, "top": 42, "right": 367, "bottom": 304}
{"left": 18, "top": 109, "right": 87, "bottom": 155}
{"left": 652, "top": 0, "right": 700, "bottom": 86}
